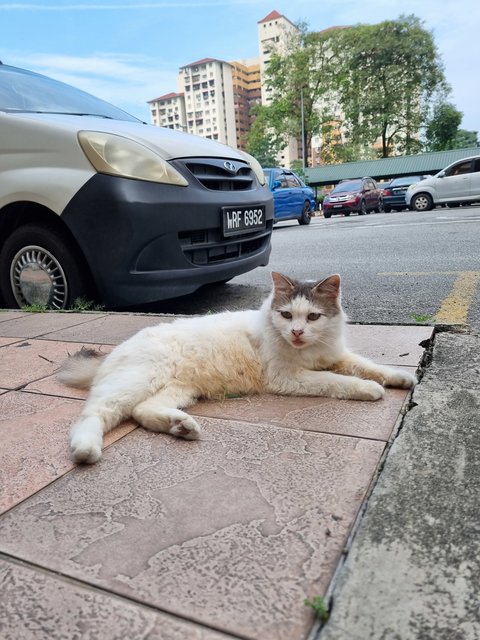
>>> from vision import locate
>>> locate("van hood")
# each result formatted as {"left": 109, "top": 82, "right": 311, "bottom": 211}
{"left": 9, "top": 112, "right": 246, "bottom": 162}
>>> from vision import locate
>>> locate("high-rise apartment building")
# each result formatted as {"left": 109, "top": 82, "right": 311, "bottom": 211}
{"left": 148, "top": 92, "right": 186, "bottom": 131}
{"left": 230, "top": 58, "right": 261, "bottom": 150}
{"left": 257, "top": 10, "right": 300, "bottom": 166}
{"left": 148, "top": 11, "right": 302, "bottom": 163}
{"left": 177, "top": 58, "right": 236, "bottom": 146}
{"left": 257, "top": 10, "right": 299, "bottom": 105}
{"left": 149, "top": 58, "right": 258, "bottom": 150}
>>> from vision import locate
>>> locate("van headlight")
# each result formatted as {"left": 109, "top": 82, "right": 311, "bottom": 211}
{"left": 78, "top": 131, "right": 188, "bottom": 186}
{"left": 237, "top": 150, "right": 265, "bottom": 186}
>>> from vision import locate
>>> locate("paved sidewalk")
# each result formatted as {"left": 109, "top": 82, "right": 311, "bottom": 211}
{"left": 0, "top": 310, "right": 431, "bottom": 640}
{"left": 318, "top": 329, "right": 480, "bottom": 640}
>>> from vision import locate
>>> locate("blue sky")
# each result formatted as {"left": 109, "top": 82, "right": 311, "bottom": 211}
{"left": 1, "top": 0, "right": 478, "bottom": 132}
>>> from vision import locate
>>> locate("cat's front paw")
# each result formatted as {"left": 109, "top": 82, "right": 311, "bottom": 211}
{"left": 351, "top": 380, "right": 385, "bottom": 402}
{"left": 384, "top": 369, "right": 417, "bottom": 389}
{"left": 169, "top": 414, "right": 201, "bottom": 440}
{"left": 70, "top": 435, "right": 102, "bottom": 464}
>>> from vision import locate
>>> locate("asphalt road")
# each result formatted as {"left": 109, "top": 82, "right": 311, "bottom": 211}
{"left": 146, "top": 205, "right": 480, "bottom": 330}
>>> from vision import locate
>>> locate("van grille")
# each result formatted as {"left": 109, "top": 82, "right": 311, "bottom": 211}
{"left": 178, "top": 158, "right": 254, "bottom": 191}
{"left": 179, "top": 224, "right": 272, "bottom": 265}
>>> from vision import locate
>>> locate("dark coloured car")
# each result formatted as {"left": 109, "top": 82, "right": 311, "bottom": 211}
{"left": 322, "top": 177, "right": 383, "bottom": 218}
{"left": 264, "top": 168, "right": 316, "bottom": 225}
{"left": 0, "top": 64, "right": 274, "bottom": 310}
{"left": 383, "top": 175, "right": 430, "bottom": 211}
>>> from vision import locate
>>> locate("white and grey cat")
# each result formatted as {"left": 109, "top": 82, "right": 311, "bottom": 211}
{"left": 59, "top": 272, "right": 416, "bottom": 464}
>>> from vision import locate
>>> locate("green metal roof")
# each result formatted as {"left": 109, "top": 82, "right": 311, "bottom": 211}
{"left": 305, "top": 147, "right": 480, "bottom": 186}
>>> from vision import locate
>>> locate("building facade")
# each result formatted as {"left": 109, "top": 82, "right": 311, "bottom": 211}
{"left": 177, "top": 58, "right": 236, "bottom": 146}
{"left": 148, "top": 11, "right": 304, "bottom": 163}
{"left": 257, "top": 10, "right": 301, "bottom": 167}
{"left": 230, "top": 58, "right": 261, "bottom": 150}
{"left": 148, "top": 92, "right": 186, "bottom": 131}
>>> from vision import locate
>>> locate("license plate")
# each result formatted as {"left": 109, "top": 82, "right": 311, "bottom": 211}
{"left": 333, "top": 204, "right": 342, "bottom": 208}
{"left": 222, "top": 205, "right": 266, "bottom": 237}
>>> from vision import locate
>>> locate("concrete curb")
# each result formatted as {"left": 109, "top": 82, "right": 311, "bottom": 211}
{"left": 315, "top": 330, "right": 480, "bottom": 640}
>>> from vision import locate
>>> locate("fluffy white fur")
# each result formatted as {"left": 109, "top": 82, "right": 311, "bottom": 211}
{"left": 58, "top": 273, "right": 416, "bottom": 464}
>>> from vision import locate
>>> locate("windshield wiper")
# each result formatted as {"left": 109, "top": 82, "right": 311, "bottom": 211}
{"left": 2, "top": 109, "right": 115, "bottom": 118}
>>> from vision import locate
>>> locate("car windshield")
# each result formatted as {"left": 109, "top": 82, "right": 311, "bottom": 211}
{"left": 391, "top": 176, "right": 420, "bottom": 186}
{"left": 333, "top": 180, "right": 362, "bottom": 193}
{"left": 0, "top": 65, "right": 141, "bottom": 122}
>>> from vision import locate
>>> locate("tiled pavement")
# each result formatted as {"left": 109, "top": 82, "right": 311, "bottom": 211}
{"left": 0, "top": 310, "right": 433, "bottom": 640}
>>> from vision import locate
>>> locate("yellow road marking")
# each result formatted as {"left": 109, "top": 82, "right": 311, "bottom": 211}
{"left": 378, "top": 271, "right": 480, "bottom": 325}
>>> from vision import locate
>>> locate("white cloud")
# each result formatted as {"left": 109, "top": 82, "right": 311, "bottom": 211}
{"left": 8, "top": 52, "right": 177, "bottom": 120}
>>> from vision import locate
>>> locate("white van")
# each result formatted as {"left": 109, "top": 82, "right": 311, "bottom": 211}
{"left": 0, "top": 64, "right": 273, "bottom": 310}
{"left": 406, "top": 155, "right": 480, "bottom": 211}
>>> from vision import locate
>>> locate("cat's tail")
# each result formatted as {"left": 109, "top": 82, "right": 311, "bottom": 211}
{"left": 57, "top": 347, "right": 106, "bottom": 389}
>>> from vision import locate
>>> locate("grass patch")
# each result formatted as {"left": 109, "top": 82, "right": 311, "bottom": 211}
{"left": 410, "top": 312, "right": 435, "bottom": 324}
{"left": 21, "top": 303, "right": 48, "bottom": 313}
{"left": 304, "top": 596, "right": 329, "bottom": 622}
{"left": 20, "top": 298, "right": 104, "bottom": 313}
{"left": 68, "top": 297, "right": 103, "bottom": 312}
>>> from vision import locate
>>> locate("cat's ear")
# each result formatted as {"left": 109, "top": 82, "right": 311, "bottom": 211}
{"left": 271, "top": 272, "right": 295, "bottom": 294}
{"left": 312, "top": 274, "right": 341, "bottom": 299}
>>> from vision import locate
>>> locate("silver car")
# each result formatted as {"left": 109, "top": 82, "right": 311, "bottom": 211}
{"left": 406, "top": 155, "right": 480, "bottom": 211}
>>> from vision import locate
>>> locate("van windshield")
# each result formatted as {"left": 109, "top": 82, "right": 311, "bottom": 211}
{"left": 0, "top": 64, "right": 141, "bottom": 122}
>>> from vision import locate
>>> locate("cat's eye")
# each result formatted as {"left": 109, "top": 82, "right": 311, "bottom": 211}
{"left": 307, "top": 313, "right": 321, "bottom": 321}
{"left": 280, "top": 311, "right": 292, "bottom": 319}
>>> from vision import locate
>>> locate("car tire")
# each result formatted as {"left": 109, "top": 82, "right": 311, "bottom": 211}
{"left": 376, "top": 199, "right": 384, "bottom": 213}
{"left": 323, "top": 211, "right": 332, "bottom": 219}
{"left": 384, "top": 206, "right": 392, "bottom": 213}
{"left": 411, "top": 193, "right": 433, "bottom": 212}
{"left": 358, "top": 200, "right": 367, "bottom": 215}
{"left": 0, "top": 224, "right": 92, "bottom": 310}
{"left": 343, "top": 212, "right": 351, "bottom": 217}
{"left": 298, "top": 201, "right": 312, "bottom": 225}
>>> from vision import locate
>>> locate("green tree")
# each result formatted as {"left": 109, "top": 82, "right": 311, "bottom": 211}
{"left": 424, "top": 101, "right": 463, "bottom": 151}
{"left": 245, "top": 104, "right": 284, "bottom": 166}
{"left": 335, "top": 15, "right": 449, "bottom": 157}
{"left": 261, "top": 25, "right": 340, "bottom": 166}
{"left": 454, "top": 129, "right": 479, "bottom": 148}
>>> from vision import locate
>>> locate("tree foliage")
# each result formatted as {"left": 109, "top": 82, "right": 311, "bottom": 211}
{"left": 333, "top": 15, "right": 448, "bottom": 157}
{"left": 254, "top": 24, "right": 340, "bottom": 166}
{"left": 245, "top": 104, "right": 284, "bottom": 166}
{"left": 424, "top": 101, "right": 479, "bottom": 150}
{"left": 254, "top": 14, "right": 451, "bottom": 163}
{"left": 454, "top": 129, "right": 479, "bottom": 149}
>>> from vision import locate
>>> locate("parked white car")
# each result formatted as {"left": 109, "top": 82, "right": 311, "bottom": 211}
{"left": 406, "top": 155, "right": 480, "bottom": 211}
{"left": 0, "top": 64, "right": 273, "bottom": 310}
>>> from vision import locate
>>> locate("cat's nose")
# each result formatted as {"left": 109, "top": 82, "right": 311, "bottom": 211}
{"left": 291, "top": 329, "right": 304, "bottom": 337}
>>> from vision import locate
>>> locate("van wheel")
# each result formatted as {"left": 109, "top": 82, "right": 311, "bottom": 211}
{"left": 411, "top": 193, "right": 433, "bottom": 212}
{"left": 298, "top": 201, "right": 312, "bottom": 225}
{"left": 358, "top": 200, "right": 367, "bottom": 215}
{"left": 0, "top": 225, "right": 91, "bottom": 310}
